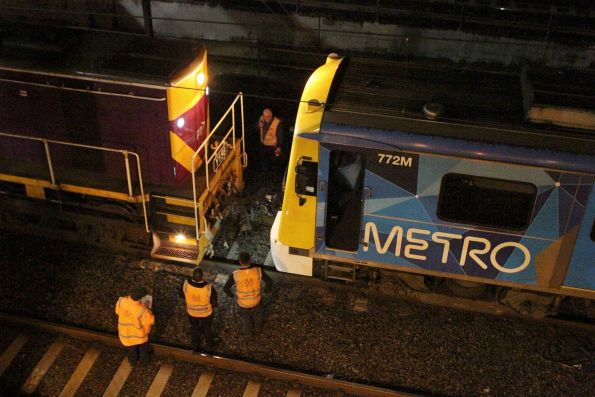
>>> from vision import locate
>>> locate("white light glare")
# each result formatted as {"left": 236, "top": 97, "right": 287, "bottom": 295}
{"left": 176, "top": 117, "right": 185, "bottom": 128}
{"left": 175, "top": 233, "right": 186, "bottom": 243}
{"left": 196, "top": 72, "right": 206, "bottom": 85}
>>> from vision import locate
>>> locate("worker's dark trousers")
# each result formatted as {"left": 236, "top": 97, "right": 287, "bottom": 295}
{"left": 237, "top": 303, "right": 264, "bottom": 336}
{"left": 188, "top": 314, "right": 214, "bottom": 351}
{"left": 127, "top": 342, "right": 150, "bottom": 364}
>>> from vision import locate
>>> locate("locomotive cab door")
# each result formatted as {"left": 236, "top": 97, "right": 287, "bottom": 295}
{"left": 324, "top": 149, "right": 365, "bottom": 251}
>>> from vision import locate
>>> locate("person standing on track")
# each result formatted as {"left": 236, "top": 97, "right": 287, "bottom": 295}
{"left": 256, "top": 107, "right": 285, "bottom": 174}
{"left": 224, "top": 251, "right": 273, "bottom": 337}
{"left": 115, "top": 287, "right": 154, "bottom": 364}
{"left": 182, "top": 267, "right": 218, "bottom": 353}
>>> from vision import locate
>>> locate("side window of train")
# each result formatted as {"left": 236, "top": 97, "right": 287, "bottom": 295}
{"left": 437, "top": 173, "right": 537, "bottom": 230}
{"left": 295, "top": 158, "right": 318, "bottom": 198}
{"left": 325, "top": 150, "right": 365, "bottom": 251}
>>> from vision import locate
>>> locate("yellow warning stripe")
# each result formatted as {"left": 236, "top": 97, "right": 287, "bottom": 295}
{"left": 163, "top": 213, "right": 195, "bottom": 226}
{"left": 0, "top": 173, "right": 52, "bottom": 188}
{"left": 167, "top": 52, "right": 207, "bottom": 120}
{"left": 61, "top": 184, "right": 148, "bottom": 203}
{"left": 164, "top": 196, "right": 196, "bottom": 208}
{"left": 167, "top": 87, "right": 204, "bottom": 121}
{"left": 169, "top": 131, "right": 203, "bottom": 173}
{"left": 0, "top": 173, "right": 148, "bottom": 203}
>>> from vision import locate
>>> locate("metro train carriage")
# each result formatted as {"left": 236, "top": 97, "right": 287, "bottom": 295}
{"left": 0, "top": 25, "right": 246, "bottom": 263}
{"left": 271, "top": 54, "right": 595, "bottom": 316}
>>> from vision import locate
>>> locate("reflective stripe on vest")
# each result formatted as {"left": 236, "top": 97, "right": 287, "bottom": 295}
{"left": 183, "top": 281, "right": 213, "bottom": 318}
{"left": 116, "top": 296, "right": 154, "bottom": 346}
{"left": 261, "top": 117, "right": 280, "bottom": 147}
{"left": 233, "top": 267, "right": 262, "bottom": 308}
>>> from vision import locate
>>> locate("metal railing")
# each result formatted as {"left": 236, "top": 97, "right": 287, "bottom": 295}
{"left": 191, "top": 92, "right": 245, "bottom": 240}
{"left": 0, "top": 132, "right": 149, "bottom": 232}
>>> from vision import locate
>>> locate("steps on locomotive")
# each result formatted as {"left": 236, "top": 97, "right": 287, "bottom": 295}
{"left": 149, "top": 194, "right": 200, "bottom": 264}
{"left": 324, "top": 261, "right": 357, "bottom": 283}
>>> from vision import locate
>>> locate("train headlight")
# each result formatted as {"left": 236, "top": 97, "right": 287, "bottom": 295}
{"left": 196, "top": 72, "right": 205, "bottom": 85}
{"left": 175, "top": 233, "right": 186, "bottom": 243}
{"left": 176, "top": 117, "right": 185, "bottom": 128}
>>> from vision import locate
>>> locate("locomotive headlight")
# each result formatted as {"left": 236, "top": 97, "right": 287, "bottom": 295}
{"left": 196, "top": 72, "right": 206, "bottom": 86}
{"left": 175, "top": 233, "right": 186, "bottom": 243}
{"left": 176, "top": 117, "right": 185, "bottom": 128}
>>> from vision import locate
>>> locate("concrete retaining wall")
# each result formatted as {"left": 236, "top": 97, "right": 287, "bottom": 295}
{"left": 2, "top": 0, "right": 593, "bottom": 69}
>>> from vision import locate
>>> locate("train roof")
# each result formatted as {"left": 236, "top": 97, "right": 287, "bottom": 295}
{"left": 0, "top": 24, "right": 204, "bottom": 86}
{"left": 323, "top": 57, "right": 595, "bottom": 155}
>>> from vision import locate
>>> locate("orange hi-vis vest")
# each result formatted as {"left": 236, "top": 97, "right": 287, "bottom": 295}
{"left": 183, "top": 280, "right": 213, "bottom": 318}
{"left": 261, "top": 117, "right": 280, "bottom": 147}
{"left": 115, "top": 296, "right": 154, "bottom": 346}
{"left": 233, "top": 267, "right": 262, "bottom": 308}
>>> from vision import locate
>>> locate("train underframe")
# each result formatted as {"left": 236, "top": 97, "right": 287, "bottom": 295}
{"left": 0, "top": 187, "right": 150, "bottom": 252}
{"left": 313, "top": 258, "right": 595, "bottom": 321}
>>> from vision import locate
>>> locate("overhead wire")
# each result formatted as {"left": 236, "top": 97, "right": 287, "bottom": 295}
{"left": 1, "top": 4, "right": 588, "bottom": 47}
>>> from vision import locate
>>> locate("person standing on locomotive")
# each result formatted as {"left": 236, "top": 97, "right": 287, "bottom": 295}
{"left": 224, "top": 251, "right": 273, "bottom": 337}
{"left": 115, "top": 287, "right": 155, "bottom": 364}
{"left": 182, "top": 268, "right": 218, "bottom": 353}
{"left": 256, "top": 107, "right": 285, "bottom": 174}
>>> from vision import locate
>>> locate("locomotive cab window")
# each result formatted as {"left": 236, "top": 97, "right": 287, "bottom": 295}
{"left": 437, "top": 173, "right": 536, "bottom": 230}
{"left": 295, "top": 158, "right": 317, "bottom": 197}
{"left": 325, "top": 150, "right": 365, "bottom": 251}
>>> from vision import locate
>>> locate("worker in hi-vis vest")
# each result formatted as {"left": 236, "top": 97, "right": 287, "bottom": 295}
{"left": 115, "top": 287, "right": 154, "bottom": 364}
{"left": 182, "top": 268, "right": 218, "bottom": 353}
{"left": 257, "top": 107, "right": 285, "bottom": 175}
{"left": 224, "top": 251, "right": 273, "bottom": 336}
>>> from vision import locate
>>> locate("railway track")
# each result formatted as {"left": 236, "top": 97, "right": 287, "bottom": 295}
{"left": 138, "top": 258, "right": 595, "bottom": 332}
{"left": 0, "top": 312, "right": 419, "bottom": 397}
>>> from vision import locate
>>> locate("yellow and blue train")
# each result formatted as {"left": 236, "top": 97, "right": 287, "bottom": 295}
{"left": 271, "top": 55, "right": 595, "bottom": 313}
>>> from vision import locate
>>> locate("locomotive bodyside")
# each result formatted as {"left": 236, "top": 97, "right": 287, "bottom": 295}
{"left": 0, "top": 27, "right": 208, "bottom": 189}
{"left": 0, "top": 26, "right": 246, "bottom": 264}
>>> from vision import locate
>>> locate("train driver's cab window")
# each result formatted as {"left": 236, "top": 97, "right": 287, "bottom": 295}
{"left": 325, "top": 150, "right": 365, "bottom": 251}
{"left": 437, "top": 173, "right": 536, "bottom": 230}
{"left": 295, "top": 158, "right": 318, "bottom": 197}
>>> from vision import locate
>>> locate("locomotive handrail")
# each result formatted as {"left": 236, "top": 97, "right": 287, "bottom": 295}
{"left": 191, "top": 92, "right": 245, "bottom": 241}
{"left": 0, "top": 131, "right": 149, "bottom": 233}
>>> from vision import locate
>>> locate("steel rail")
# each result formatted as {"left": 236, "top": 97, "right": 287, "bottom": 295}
{"left": 0, "top": 312, "right": 420, "bottom": 397}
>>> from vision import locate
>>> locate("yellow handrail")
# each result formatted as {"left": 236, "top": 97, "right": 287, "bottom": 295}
{"left": 191, "top": 92, "right": 245, "bottom": 240}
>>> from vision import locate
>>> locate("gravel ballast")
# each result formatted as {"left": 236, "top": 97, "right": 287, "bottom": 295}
{"left": 0, "top": 231, "right": 593, "bottom": 397}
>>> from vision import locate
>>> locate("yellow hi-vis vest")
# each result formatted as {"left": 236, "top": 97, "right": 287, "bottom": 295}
{"left": 183, "top": 280, "right": 213, "bottom": 318}
{"left": 233, "top": 267, "right": 262, "bottom": 308}
{"left": 115, "top": 296, "right": 154, "bottom": 347}
{"left": 261, "top": 117, "right": 280, "bottom": 147}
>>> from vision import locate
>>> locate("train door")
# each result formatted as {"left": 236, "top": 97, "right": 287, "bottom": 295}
{"left": 563, "top": 182, "right": 595, "bottom": 291}
{"left": 324, "top": 149, "right": 365, "bottom": 251}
